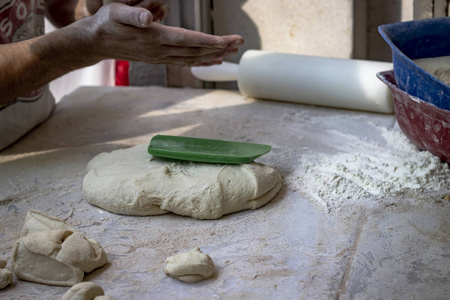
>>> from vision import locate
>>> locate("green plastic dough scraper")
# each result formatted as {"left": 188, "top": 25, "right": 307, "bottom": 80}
{"left": 148, "top": 135, "right": 271, "bottom": 164}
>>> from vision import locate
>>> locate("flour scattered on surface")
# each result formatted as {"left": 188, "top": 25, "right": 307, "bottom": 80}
{"left": 293, "top": 125, "right": 450, "bottom": 212}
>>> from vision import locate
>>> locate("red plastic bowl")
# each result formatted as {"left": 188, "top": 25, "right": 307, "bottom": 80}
{"left": 377, "top": 70, "right": 450, "bottom": 163}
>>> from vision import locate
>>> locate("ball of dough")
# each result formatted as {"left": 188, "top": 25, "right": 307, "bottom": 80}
{"left": 83, "top": 144, "right": 282, "bottom": 219}
{"left": 164, "top": 247, "right": 215, "bottom": 283}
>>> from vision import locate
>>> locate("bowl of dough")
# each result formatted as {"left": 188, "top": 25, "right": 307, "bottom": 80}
{"left": 377, "top": 70, "right": 450, "bottom": 163}
{"left": 379, "top": 17, "right": 450, "bottom": 111}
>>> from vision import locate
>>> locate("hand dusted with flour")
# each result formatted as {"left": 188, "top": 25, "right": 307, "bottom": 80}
{"left": 83, "top": 144, "right": 282, "bottom": 219}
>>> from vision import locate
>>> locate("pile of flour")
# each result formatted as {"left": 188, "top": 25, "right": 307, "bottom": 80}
{"left": 293, "top": 125, "right": 450, "bottom": 212}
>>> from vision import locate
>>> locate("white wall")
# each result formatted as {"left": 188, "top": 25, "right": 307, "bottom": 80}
{"left": 213, "top": 0, "right": 354, "bottom": 62}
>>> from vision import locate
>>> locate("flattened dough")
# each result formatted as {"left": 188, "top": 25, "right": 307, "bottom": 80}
{"left": 83, "top": 144, "right": 282, "bottom": 219}
{"left": 11, "top": 210, "right": 108, "bottom": 286}
{"left": 164, "top": 247, "right": 214, "bottom": 283}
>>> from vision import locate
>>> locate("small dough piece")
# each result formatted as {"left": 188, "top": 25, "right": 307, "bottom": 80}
{"left": 11, "top": 210, "right": 108, "bottom": 287}
{"left": 164, "top": 247, "right": 215, "bottom": 283}
{"left": 83, "top": 144, "right": 282, "bottom": 219}
{"left": 62, "top": 282, "right": 116, "bottom": 300}
{"left": 0, "top": 259, "right": 12, "bottom": 289}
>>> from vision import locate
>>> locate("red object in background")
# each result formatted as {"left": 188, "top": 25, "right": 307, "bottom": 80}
{"left": 115, "top": 60, "right": 129, "bottom": 86}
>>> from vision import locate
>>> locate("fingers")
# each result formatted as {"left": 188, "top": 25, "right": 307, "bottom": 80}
{"left": 108, "top": 3, "right": 153, "bottom": 28}
{"left": 153, "top": 47, "right": 239, "bottom": 66}
{"left": 117, "top": 0, "right": 166, "bottom": 9}
{"left": 139, "top": 10, "right": 153, "bottom": 27}
{"left": 113, "top": 0, "right": 169, "bottom": 22}
{"left": 171, "top": 31, "right": 243, "bottom": 49}
{"left": 157, "top": 45, "right": 239, "bottom": 60}
{"left": 152, "top": 24, "right": 244, "bottom": 49}
{"left": 145, "top": 24, "right": 243, "bottom": 65}
{"left": 157, "top": 57, "right": 222, "bottom": 67}
{"left": 151, "top": 4, "right": 169, "bottom": 22}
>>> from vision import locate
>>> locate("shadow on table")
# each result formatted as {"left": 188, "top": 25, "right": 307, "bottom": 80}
{"left": 0, "top": 86, "right": 318, "bottom": 156}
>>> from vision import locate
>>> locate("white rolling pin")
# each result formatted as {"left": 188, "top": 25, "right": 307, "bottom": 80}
{"left": 191, "top": 50, "right": 394, "bottom": 113}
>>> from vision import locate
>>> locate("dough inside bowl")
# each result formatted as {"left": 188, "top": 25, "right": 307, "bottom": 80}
{"left": 414, "top": 55, "right": 450, "bottom": 85}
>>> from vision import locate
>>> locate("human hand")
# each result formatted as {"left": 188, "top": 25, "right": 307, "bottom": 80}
{"left": 82, "top": 3, "right": 243, "bottom": 66}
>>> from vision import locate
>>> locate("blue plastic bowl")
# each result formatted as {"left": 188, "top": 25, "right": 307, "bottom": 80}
{"left": 378, "top": 17, "right": 450, "bottom": 111}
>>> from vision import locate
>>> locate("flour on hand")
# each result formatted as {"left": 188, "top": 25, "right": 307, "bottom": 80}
{"left": 83, "top": 144, "right": 282, "bottom": 219}
{"left": 11, "top": 210, "right": 108, "bottom": 287}
{"left": 164, "top": 247, "right": 215, "bottom": 283}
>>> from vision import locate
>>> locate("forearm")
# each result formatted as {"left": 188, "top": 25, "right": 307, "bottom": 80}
{"left": 0, "top": 3, "right": 243, "bottom": 104}
{"left": 0, "top": 20, "right": 100, "bottom": 104}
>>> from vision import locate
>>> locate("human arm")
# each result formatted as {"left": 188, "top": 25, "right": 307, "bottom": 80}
{"left": 0, "top": 2, "right": 243, "bottom": 104}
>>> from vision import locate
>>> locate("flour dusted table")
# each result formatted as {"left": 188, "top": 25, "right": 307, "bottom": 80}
{"left": 1, "top": 86, "right": 449, "bottom": 299}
